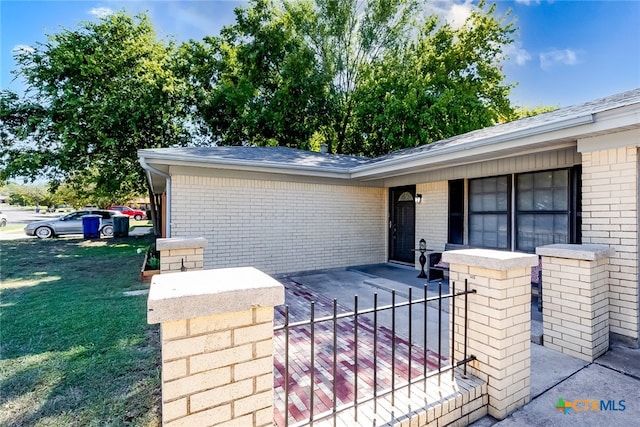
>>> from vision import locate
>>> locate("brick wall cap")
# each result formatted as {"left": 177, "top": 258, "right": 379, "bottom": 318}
{"left": 536, "top": 244, "right": 615, "bottom": 260}
{"left": 156, "top": 237, "right": 207, "bottom": 251}
{"left": 147, "top": 267, "right": 284, "bottom": 324}
{"left": 442, "top": 249, "right": 538, "bottom": 270}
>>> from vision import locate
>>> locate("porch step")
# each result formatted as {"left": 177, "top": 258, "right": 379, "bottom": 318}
{"left": 333, "top": 371, "right": 487, "bottom": 426}
{"left": 531, "top": 319, "right": 543, "bottom": 345}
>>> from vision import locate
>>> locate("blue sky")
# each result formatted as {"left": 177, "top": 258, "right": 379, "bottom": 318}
{"left": 1, "top": 0, "right": 639, "bottom": 109}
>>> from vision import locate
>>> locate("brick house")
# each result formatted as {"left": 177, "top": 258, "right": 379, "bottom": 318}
{"left": 139, "top": 88, "right": 640, "bottom": 346}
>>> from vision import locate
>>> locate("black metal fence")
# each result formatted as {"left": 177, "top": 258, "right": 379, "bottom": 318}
{"left": 273, "top": 279, "right": 476, "bottom": 426}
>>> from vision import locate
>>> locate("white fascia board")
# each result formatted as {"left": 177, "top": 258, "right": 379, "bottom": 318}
{"left": 138, "top": 153, "right": 353, "bottom": 180}
{"left": 576, "top": 108, "right": 640, "bottom": 145}
{"left": 578, "top": 127, "right": 640, "bottom": 152}
{"left": 350, "top": 114, "right": 595, "bottom": 179}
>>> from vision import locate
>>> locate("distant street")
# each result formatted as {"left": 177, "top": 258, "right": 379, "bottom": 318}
{"left": 0, "top": 203, "right": 61, "bottom": 226}
{"left": 0, "top": 204, "right": 153, "bottom": 241}
{"left": 0, "top": 204, "right": 64, "bottom": 240}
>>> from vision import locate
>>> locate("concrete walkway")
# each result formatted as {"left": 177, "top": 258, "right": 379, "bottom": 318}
{"left": 475, "top": 343, "right": 640, "bottom": 427}
{"left": 278, "top": 263, "right": 640, "bottom": 426}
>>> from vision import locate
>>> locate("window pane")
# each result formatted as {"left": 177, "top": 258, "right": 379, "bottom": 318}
{"left": 497, "top": 190, "right": 508, "bottom": 211}
{"left": 482, "top": 177, "right": 496, "bottom": 193}
{"left": 534, "top": 171, "right": 553, "bottom": 188}
{"left": 482, "top": 193, "right": 497, "bottom": 211}
{"left": 469, "top": 216, "right": 483, "bottom": 247}
{"left": 553, "top": 170, "right": 569, "bottom": 210}
{"left": 468, "top": 214, "right": 508, "bottom": 249}
{"left": 516, "top": 169, "right": 570, "bottom": 252}
{"left": 398, "top": 191, "right": 413, "bottom": 202}
{"left": 469, "top": 176, "right": 510, "bottom": 249}
{"left": 497, "top": 215, "right": 509, "bottom": 249}
{"left": 517, "top": 213, "right": 568, "bottom": 252}
{"left": 518, "top": 189, "right": 533, "bottom": 211}
{"left": 518, "top": 173, "right": 533, "bottom": 191}
{"left": 534, "top": 188, "right": 553, "bottom": 210}
{"left": 517, "top": 170, "right": 568, "bottom": 212}
{"left": 517, "top": 214, "right": 534, "bottom": 251}
{"left": 470, "top": 176, "right": 508, "bottom": 212}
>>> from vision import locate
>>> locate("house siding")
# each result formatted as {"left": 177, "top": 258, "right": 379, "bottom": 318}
{"left": 579, "top": 133, "right": 639, "bottom": 343}
{"left": 382, "top": 146, "right": 580, "bottom": 187}
{"left": 170, "top": 175, "right": 387, "bottom": 275}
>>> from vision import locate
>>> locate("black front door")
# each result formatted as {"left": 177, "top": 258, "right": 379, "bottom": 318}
{"left": 389, "top": 186, "right": 416, "bottom": 264}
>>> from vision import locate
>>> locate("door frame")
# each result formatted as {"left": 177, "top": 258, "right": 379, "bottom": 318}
{"left": 388, "top": 185, "right": 416, "bottom": 264}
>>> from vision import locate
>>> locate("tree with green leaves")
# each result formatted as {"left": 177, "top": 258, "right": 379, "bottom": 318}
{"left": 184, "top": 0, "right": 517, "bottom": 156}
{"left": 351, "top": 2, "right": 516, "bottom": 156}
{"left": 1, "top": 11, "right": 189, "bottom": 233}
{"left": 285, "top": 0, "right": 421, "bottom": 154}
{"left": 177, "top": 0, "right": 334, "bottom": 149}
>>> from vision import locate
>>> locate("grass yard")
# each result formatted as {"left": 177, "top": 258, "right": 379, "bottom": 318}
{"left": 0, "top": 236, "right": 161, "bottom": 426}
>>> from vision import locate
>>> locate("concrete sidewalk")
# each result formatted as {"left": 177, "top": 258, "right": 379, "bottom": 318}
{"left": 472, "top": 343, "right": 640, "bottom": 427}
{"left": 280, "top": 263, "right": 640, "bottom": 427}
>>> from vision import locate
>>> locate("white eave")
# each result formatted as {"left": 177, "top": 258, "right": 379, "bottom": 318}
{"left": 138, "top": 153, "right": 354, "bottom": 179}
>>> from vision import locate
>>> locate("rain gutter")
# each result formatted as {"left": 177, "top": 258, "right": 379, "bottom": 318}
{"left": 139, "top": 156, "right": 172, "bottom": 237}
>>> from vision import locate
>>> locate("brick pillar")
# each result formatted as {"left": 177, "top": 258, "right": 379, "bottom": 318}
{"left": 579, "top": 141, "right": 639, "bottom": 346}
{"left": 147, "top": 267, "right": 284, "bottom": 426}
{"left": 536, "top": 244, "right": 614, "bottom": 362}
{"left": 442, "top": 249, "right": 538, "bottom": 420}
{"left": 157, "top": 237, "right": 207, "bottom": 273}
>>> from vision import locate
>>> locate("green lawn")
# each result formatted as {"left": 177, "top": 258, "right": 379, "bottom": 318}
{"left": 0, "top": 236, "right": 161, "bottom": 426}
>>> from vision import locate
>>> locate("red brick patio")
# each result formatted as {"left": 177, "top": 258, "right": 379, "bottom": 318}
{"left": 273, "top": 279, "right": 446, "bottom": 426}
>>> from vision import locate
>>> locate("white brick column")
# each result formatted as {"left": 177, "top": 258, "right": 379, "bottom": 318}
{"left": 157, "top": 237, "right": 207, "bottom": 273}
{"left": 442, "top": 249, "right": 538, "bottom": 420}
{"left": 147, "top": 267, "right": 284, "bottom": 426}
{"left": 537, "top": 244, "right": 614, "bottom": 362}
{"left": 578, "top": 138, "right": 639, "bottom": 346}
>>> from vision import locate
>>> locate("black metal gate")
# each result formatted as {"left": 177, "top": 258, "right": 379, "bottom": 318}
{"left": 274, "top": 279, "right": 476, "bottom": 426}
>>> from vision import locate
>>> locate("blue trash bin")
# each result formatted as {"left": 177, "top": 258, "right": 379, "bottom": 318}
{"left": 82, "top": 214, "right": 101, "bottom": 239}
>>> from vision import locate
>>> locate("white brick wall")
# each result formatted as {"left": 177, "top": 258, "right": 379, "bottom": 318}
{"left": 416, "top": 181, "right": 448, "bottom": 254}
{"left": 170, "top": 175, "right": 387, "bottom": 275}
{"left": 580, "top": 142, "right": 639, "bottom": 342}
{"left": 540, "top": 255, "right": 610, "bottom": 361}
{"left": 160, "top": 307, "right": 276, "bottom": 427}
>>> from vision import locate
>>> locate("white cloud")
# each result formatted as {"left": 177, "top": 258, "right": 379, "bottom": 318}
{"left": 514, "top": 0, "right": 542, "bottom": 5}
{"left": 89, "top": 7, "right": 113, "bottom": 19}
{"left": 446, "top": 1, "right": 474, "bottom": 28}
{"left": 426, "top": 0, "right": 474, "bottom": 29}
{"left": 539, "top": 48, "right": 580, "bottom": 70}
{"left": 504, "top": 43, "right": 532, "bottom": 66}
{"left": 12, "top": 44, "right": 35, "bottom": 54}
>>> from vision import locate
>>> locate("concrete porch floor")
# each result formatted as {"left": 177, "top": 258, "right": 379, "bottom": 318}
{"left": 274, "top": 263, "right": 640, "bottom": 426}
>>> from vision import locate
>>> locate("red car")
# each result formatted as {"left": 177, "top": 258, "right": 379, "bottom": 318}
{"left": 109, "top": 206, "right": 146, "bottom": 221}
